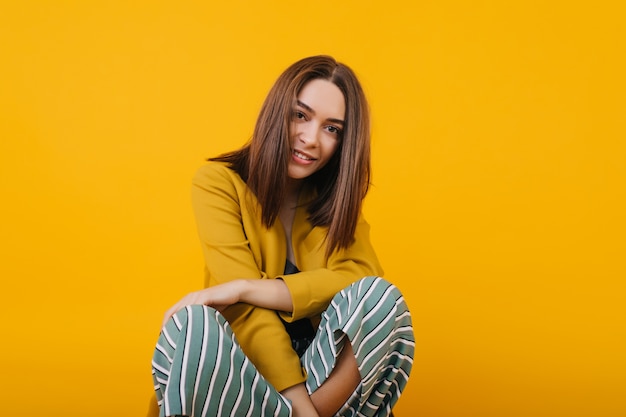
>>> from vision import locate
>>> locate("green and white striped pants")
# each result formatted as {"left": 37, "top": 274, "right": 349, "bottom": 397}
{"left": 152, "top": 277, "right": 415, "bottom": 417}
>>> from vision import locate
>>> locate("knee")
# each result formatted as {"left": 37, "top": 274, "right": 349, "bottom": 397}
{"left": 330, "top": 277, "right": 414, "bottom": 356}
{"left": 166, "top": 304, "right": 224, "bottom": 331}
{"left": 350, "top": 276, "right": 403, "bottom": 303}
{"left": 357, "top": 276, "right": 394, "bottom": 292}
{"left": 337, "top": 276, "right": 410, "bottom": 318}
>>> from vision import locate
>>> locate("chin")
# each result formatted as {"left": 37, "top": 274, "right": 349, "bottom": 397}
{"left": 287, "top": 173, "right": 309, "bottom": 181}
{"left": 288, "top": 167, "right": 313, "bottom": 180}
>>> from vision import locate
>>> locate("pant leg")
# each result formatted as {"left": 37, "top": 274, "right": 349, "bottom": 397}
{"left": 302, "top": 277, "right": 415, "bottom": 417}
{"left": 151, "top": 305, "right": 292, "bottom": 417}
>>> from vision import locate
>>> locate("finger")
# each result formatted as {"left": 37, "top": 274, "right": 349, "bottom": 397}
{"left": 162, "top": 303, "right": 182, "bottom": 328}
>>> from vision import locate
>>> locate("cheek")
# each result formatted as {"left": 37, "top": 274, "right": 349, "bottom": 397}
{"left": 324, "top": 139, "right": 340, "bottom": 161}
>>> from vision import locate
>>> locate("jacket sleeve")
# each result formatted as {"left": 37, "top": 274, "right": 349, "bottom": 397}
{"left": 191, "top": 163, "right": 305, "bottom": 391}
{"left": 280, "top": 213, "right": 384, "bottom": 322}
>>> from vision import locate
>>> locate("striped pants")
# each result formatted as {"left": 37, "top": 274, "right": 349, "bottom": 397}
{"left": 152, "top": 277, "right": 415, "bottom": 417}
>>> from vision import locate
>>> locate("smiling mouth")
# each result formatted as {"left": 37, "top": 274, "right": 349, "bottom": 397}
{"left": 293, "top": 150, "right": 316, "bottom": 161}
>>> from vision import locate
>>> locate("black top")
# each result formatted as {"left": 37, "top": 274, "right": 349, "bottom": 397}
{"left": 281, "top": 259, "right": 316, "bottom": 357}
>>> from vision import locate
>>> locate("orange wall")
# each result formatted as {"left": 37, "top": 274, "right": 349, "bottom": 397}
{"left": 1, "top": 1, "right": 624, "bottom": 416}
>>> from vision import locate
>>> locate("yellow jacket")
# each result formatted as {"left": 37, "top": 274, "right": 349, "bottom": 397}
{"left": 191, "top": 161, "right": 383, "bottom": 391}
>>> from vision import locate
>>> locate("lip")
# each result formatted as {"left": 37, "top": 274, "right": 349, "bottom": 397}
{"left": 292, "top": 149, "right": 317, "bottom": 164}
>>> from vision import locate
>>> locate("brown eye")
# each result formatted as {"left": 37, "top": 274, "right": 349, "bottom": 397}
{"left": 326, "top": 125, "right": 342, "bottom": 135}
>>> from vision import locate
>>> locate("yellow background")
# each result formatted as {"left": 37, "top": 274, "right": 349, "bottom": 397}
{"left": 1, "top": 1, "right": 624, "bottom": 416}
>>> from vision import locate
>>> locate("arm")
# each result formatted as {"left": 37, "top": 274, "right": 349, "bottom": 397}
{"left": 172, "top": 163, "right": 382, "bottom": 395}
{"left": 282, "top": 384, "right": 319, "bottom": 417}
{"left": 162, "top": 278, "right": 294, "bottom": 325}
{"left": 280, "top": 213, "right": 384, "bottom": 322}
{"left": 162, "top": 278, "right": 353, "bottom": 417}
{"left": 180, "top": 162, "right": 305, "bottom": 391}
{"left": 189, "top": 163, "right": 382, "bottom": 319}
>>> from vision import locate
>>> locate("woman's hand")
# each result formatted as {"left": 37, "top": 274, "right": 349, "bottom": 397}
{"left": 162, "top": 280, "right": 245, "bottom": 328}
{"left": 161, "top": 278, "right": 294, "bottom": 328}
{"left": 281, "top": 383, "right": 320, "bottom": 417}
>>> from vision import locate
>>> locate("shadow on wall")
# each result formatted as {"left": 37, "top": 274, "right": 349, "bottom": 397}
{"left": 147, "top": 395, "right": 158, "bottom": 417}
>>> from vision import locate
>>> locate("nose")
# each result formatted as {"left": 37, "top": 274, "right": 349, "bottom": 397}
{"left": 297, "top": 122, "right": 320, "bottom": 147}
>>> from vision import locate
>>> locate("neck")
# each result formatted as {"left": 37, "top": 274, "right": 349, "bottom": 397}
{"left": 285, "top": 177, "right": 304, "bottom": 202}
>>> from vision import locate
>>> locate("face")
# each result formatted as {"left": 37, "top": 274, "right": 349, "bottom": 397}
{"left": 288, "top": 78, "right": 345, "bottom": 181}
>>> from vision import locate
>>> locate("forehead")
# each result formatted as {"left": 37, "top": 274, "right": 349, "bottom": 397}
{"left": 297, "top": 79, "right": 345, "bottom": 120}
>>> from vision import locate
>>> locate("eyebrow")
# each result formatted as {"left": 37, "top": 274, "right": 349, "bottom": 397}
{"left": 297, "top": 100, "right": 345, "bottom": 125}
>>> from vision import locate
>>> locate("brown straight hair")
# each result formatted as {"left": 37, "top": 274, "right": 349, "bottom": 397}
{"left": 211, "top": 55, "right": 371, "bottom": 257}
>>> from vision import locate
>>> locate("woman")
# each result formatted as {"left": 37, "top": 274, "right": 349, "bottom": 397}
{"left": 152, "top": 55, "right": 414, "bottom": 417}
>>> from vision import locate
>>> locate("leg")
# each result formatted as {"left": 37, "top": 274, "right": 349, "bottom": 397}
{"left": 302, "top": 277, "right": 415, "bottom": 417}
{"left": 309, "top": 339, "right": 361, "bottom": 416}
{"left": 151, "top": 305, "right": 291, "bottom": 417}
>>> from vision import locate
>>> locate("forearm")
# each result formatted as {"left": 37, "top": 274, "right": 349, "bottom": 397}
{"left": 281, "top": 344, "right": 360, "bottom": 417}
{"left": 309, "top": 342, "right": 361, "bottom": 416}
{"left": 238, "top": 278, "right": 293, "bottom": 313}
{"left": 281, "top": 384, "right": 319, "bottom": 417}
{"left": 162, "top": 278, "right": 293, "bottom": 327}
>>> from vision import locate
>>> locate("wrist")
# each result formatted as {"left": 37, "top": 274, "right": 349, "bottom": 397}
{"left": 236, "top": 279, "right": 254, "bottom": 304}
{"left": 235, "top": 278, "right": 293, "bottom": 312}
